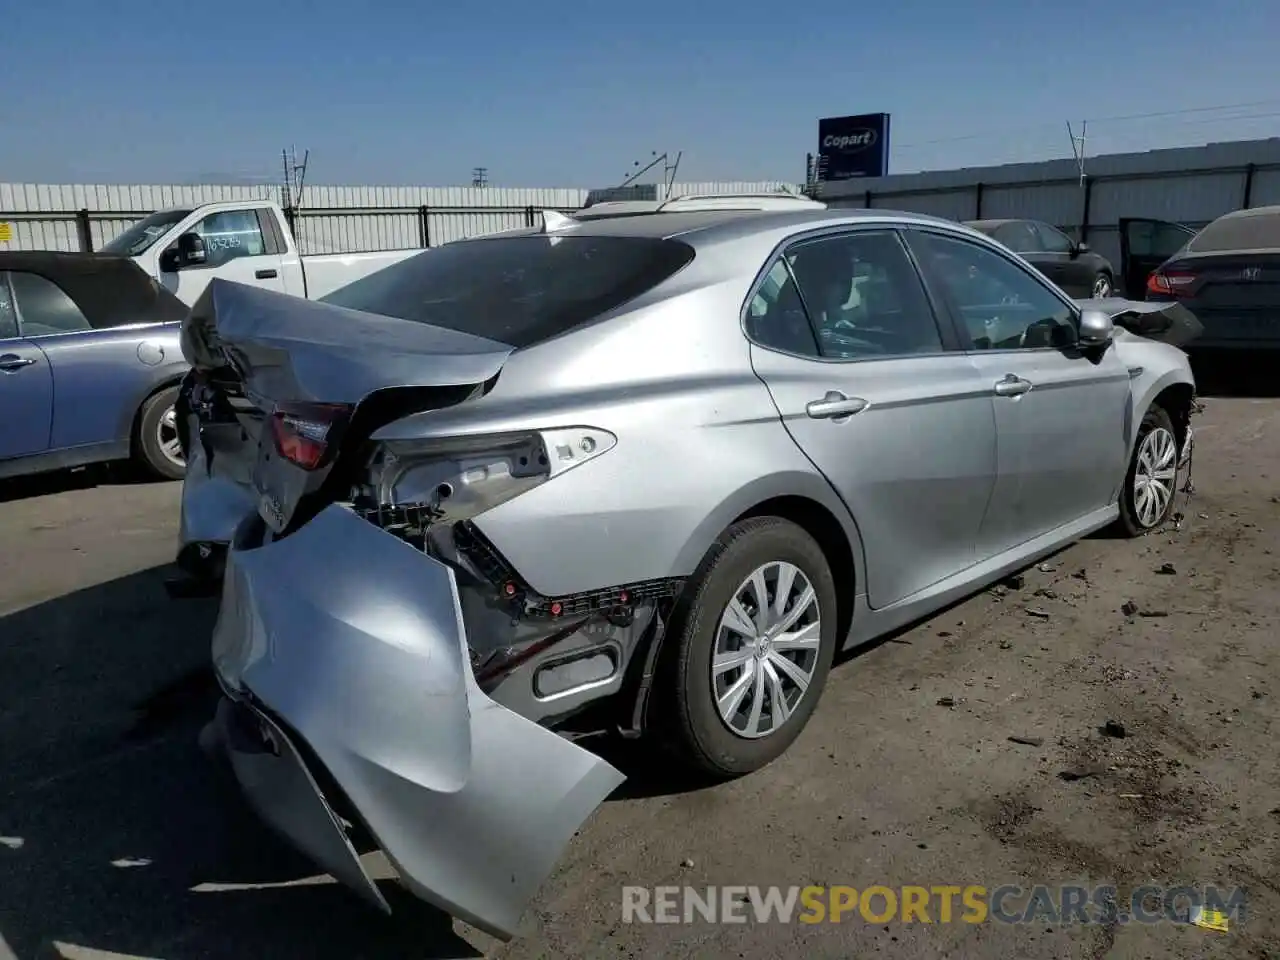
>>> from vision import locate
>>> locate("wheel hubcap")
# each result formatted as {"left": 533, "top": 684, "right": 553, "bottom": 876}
{"left": 157, "top": 405, "right": 185, "bottom": 467}
{"left": 711, "top": 561, "right": 821, "bottom": 740}
{"left": 1134, "top": 426, "right": 1177, "bottom": 528}
{"left": 1093, "top": 275, "right": 1111, "bottom": 298}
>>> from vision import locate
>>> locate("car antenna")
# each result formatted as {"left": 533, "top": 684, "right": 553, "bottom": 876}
{"left": 540, "top": 209, "right": 578, "bottom": 233}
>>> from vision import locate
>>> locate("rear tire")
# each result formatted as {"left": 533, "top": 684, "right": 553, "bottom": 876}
{"left": 1091, "top": 271, "right": 1113, "bottom": 299}
{"left": 134, "top": 385, "right": 186, "bottom": 481}
{"left": 1115, "top": 405, "right": 1178, "bottom": 537}
{"left": 654, "top": 517, "right": 838, "bottom": 778}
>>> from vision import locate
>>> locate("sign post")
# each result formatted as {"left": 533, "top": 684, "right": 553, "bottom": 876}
{"left": 817, "top": 114, "right": 891, "bottom": 182}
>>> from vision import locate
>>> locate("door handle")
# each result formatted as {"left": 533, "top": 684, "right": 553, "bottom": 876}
{"left": 255, "top": 268, "right": 279, "bottom": 279}
{"left": 993, "top": 374, "right": 1032, "bottom": 397}
{"left": 0, "top": 354, "right": 36, "bottom": 372}
{"left": 805, "top": 391, "right": 869, "bottom": 420}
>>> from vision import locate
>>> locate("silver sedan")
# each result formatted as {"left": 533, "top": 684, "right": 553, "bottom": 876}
{"left": 179, "top": 205, "right": 1197, "bottom": 940}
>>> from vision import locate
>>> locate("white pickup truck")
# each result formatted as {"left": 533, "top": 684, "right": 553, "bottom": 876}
{"left": 99, "top": 199, "right": 420, "bottom": 307}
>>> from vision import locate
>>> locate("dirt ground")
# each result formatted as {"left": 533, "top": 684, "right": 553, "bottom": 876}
{"left": 0, "top": 361, "right": 1277, "bottom": 960}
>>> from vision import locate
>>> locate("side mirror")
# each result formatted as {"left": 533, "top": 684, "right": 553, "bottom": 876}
{"left": 177, "top": 232, "right": 207, "bottom": 267}
{"left": 1078, "top": 308, "right": 1115, "bottom": 348}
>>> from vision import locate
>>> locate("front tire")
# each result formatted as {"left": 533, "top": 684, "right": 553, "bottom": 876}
{"left": 1091, "top": 271, "right": 1113, "bottom": 299}
{"left": 134, "top": 385, "right": 186, "bottom": 481}
{"left": 1116, "top": 405, "right": 1178, "bottom": 537}
{"left": 655, "top": 517, "right": 838, "bottom": 778}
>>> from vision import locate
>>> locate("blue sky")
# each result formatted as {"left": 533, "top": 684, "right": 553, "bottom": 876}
{"left": 2, "top": 0, "right": 1278, "bottom": 187}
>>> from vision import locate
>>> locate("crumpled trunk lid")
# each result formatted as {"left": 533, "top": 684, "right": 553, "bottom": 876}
{"left": 179, "top": 280, "right": 513, "bottom": 539}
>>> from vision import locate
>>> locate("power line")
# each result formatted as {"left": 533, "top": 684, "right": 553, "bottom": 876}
{"left": 893, "top": 98, "right": 1280, "bottom": 152}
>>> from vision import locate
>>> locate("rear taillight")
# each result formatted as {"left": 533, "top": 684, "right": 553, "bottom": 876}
{"left": 355, "top": 427, "right": 617, "bottom": 527}
{"left": 269, "top": 402, "right": 352, "bottom": 470}
{"left": 1147, "top": 269, "right": 1197, "bottom": 298}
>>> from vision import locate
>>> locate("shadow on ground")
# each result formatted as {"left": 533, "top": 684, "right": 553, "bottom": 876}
{"left": 1190, "top": 352, "right": 1279, "bottom": 398}
{"left": 0, "top": 565, "right": 480, "bottom": 959}
{"left": 0, "top": 461, "right": 160, "bottom": 505}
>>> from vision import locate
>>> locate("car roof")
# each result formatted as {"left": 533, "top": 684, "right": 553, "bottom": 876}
{"left": 466, "top": 206, "right": 975, "bottom": 246}
{"left": 965, "top": 219, "right": 1022, "bottom": 231}
{"left": 0, "top": 251, "right": 188, "bottom": 324}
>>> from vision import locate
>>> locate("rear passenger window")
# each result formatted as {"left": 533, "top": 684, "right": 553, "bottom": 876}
{"left": 751, "top": 231, "right": 945, "bottom": 360}
{"left": 10, "top": 272, "right": 91, "bottom": 336}
{"left": 995, "top": 222, "right": 1041, "bottom": 253}
{"left": 746, "top": 259, "right": 818, "bottom": 356}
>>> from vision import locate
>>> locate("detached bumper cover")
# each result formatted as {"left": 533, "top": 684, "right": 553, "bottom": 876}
{"left": 207, "top": 505, "right": 625, "bottom": 941}
{"left": 178, "top": 427, "right": 257, "bottom": 550}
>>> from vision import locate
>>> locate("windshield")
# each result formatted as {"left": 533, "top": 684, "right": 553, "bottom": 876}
{"left": 100, "top": 208, "right": 193, "bottom": 256}
{"left": 320, "top": 234, "right": 696, "bottom": 348}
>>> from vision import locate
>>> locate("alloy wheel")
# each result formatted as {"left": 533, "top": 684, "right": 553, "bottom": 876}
{"left": 711, "top": 561, "right": 822, "bottom": 739}
{"left": 1093, "top": 274, "right": 1112, "bottom": 298}
{"left": 1134, "top": 426, "right": 1177, "bottom": 528}
{"left": 157, "top": 405, "right": 185, "bottom": 469}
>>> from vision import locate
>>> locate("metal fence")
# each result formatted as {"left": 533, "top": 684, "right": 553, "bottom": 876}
{"left": 817, "top": 138, "right": 1280, "bottom": 269}
{"left": 0, "top": 201, "right": 583, "bottom": 256}
{"left": 0, "top": 180, "right": 803, "bottom": 254}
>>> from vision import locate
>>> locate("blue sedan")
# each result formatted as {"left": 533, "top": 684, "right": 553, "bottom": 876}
{"left": 0, "top": 252, "right": 191, "bottom": 482}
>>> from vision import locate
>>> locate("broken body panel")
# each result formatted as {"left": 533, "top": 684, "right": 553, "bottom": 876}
{"left": 181, "top": 277, "right": 705, "bottom": 937}
{"left": 204, "top": 504, "right": 624, "bottom": 940}
{"left": 1071, "top": 297, "right": 1204, "bottom": 349}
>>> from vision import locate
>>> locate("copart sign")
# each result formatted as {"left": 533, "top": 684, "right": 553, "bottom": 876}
{"left": 817, "top": 113, "right": 891, "bottom": 181}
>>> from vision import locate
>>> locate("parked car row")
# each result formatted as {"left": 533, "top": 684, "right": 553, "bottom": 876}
{"left": 0, "top": 200, "right": 423, "bottom": 483}
{"left": 171, "top": 201, "right": 1202, "bottom": 940}
{"left": 4, "top": 196, "right": 1272, "bottom": 487}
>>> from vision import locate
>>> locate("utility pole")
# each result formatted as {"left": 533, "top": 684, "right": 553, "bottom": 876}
{"left": 1067, "top": 120, "right": 1087, "bottom": 242}
{"left": 1066, "top": 120, "right": 1087, "bottom": 185}
{"left": 280, "top": 146, "right": 309, "bottom": 237}
{"left": 472, "top": 167, "right": 489, "bottom": 188}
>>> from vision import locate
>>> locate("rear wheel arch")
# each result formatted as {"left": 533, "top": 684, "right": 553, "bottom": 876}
{"left": 622, "top": 487, "right": 862, "bottom": 743}
{"left": 730, "top": 495, "right": 857, "bottom": 647}
{"left": 130, "top": 377, "right": 187, "bottom": 479}
{"left": 129, "top": 375, "right": 186, "bottom": 448}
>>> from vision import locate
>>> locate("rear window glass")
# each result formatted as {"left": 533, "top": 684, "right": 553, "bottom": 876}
{"left": 320, "top": 235, "right": 695, "bottom": 348}
{"left": 1188, "top": 209, "right": 1280, "bottom": 253}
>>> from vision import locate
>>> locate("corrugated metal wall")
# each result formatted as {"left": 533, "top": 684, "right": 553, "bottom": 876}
{"left": 0, "top": 180, "right": 802, "bottom": 254}
{"left": 820, "top": 137, "right": 1280, "bottom": 269}
{"left": 11, "top": 142, "right": 1279, "bottom": 265}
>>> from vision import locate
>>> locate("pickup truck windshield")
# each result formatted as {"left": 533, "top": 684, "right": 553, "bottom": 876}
{"left": 100, "top": 208, "right": 194, "bottom": 256}
{"left": 319, "top": 235, "right": 695, "bottom": 348}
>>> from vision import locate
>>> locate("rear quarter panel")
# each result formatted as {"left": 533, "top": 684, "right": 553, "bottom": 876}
{"left": 33, "top": 323, "right": 188, "bottom": 450}
{"left": 371, "top": 278, "right": 866, "bottom": 599}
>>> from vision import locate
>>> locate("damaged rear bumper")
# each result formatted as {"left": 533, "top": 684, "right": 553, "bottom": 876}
{"left": 204, "top": 504, "right": 625, "bottom": 941}
{"left": 178, "top": 425, "right": 257, "bottom": 551}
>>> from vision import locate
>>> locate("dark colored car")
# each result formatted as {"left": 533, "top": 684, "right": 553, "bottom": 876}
{"left": 1142, "top": 205, "right": 1280, "bottom": 351}
{"left": 0, "top": 252, "right": 190, "bottom": 482}
{"left": 965, "top": 218, "right": 1116, "bottom": 299}
{"left": 1118, "top": 217, "right": 1197, "bottom": 299}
